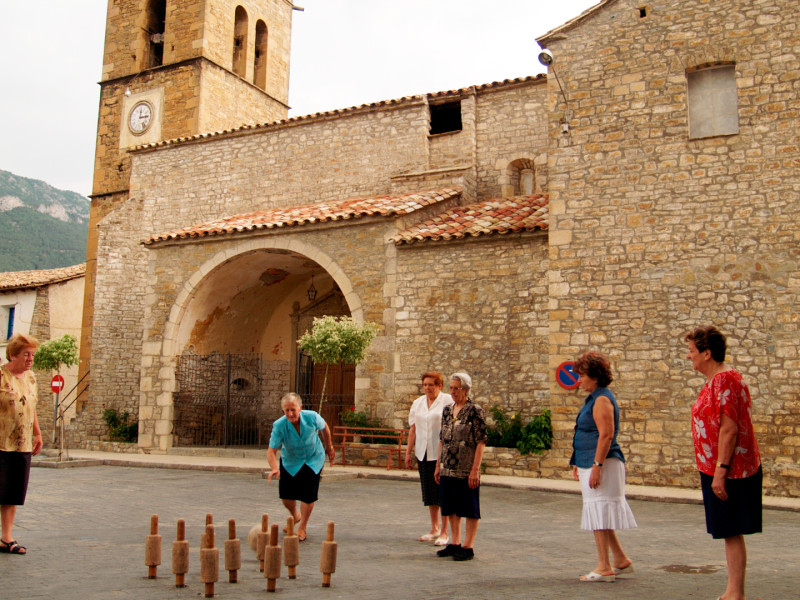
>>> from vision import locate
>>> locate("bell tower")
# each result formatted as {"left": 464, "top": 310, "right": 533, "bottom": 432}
{"left": 78, "top": 0, "right": 296, "bottom": 409}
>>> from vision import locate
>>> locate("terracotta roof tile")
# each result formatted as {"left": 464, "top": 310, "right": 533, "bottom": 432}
{"left": 143, "top": 188, "right": 463, "bottom": 246}
{"left": 391, "top": 195, "right": 548, "bottom": 245}
{"left": 0, "top": 264, "right": 86, "bottom": 291}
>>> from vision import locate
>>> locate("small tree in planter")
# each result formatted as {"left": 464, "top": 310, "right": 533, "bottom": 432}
{"left": 297, "top": 316, "right": 379, "bottom": 411}
{"left": 32, "top": 334, "right": 79, "bottom": 461}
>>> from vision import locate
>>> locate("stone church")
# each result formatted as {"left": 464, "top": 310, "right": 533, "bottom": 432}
{"left": 74, "top": 0, "right": 799, "bottom": 498}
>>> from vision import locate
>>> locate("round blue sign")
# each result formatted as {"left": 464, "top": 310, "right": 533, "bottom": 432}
{"left": 556, "top": 361, "right": 579, "bottom": 390}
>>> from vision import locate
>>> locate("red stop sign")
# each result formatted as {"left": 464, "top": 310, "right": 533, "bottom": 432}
{"left": 50, "top": 374, "right": 65, "bottom": 394}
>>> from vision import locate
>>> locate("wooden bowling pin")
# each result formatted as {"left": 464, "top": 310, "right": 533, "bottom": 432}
{"left": 265, "top": 523, "right": 282, "bottom": 592}
{"left": 320, "top": 521, "right": 337, "bottom": 588}
{"left": 283, "top": 516, "right": 300, "bottom": 579}
{"left": 224, "top": 519, "right": 242, "bottom": 583}
{"left": 257, "top": 513, "right": 269, "bottom": 572}
{"left": 200, "top": 524, "right": 219, "bottom": 598}
{"left": 145, "top": 514, "right": 162, "bottom": 579}
{"left": 172, "top": 519, "right": 190, "bottom": 587}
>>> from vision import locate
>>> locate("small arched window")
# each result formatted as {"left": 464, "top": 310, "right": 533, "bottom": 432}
{"left": 232, "top": 6, "right": 249, "bottom": 78}
{"left": 254, "top": 20, "right": 268, "bottom": 89}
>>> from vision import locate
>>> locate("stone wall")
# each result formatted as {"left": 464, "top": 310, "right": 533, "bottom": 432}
{"left": 389, "top": 232, "right": 550, "bottom": 426}
{"left": 541, "top": 0, "right": 800, "bottom": 496}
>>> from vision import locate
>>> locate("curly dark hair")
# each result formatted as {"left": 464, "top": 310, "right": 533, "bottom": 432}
{"left": 574, "top": 351, "right": 614, "bottom": 388}
{"left": 684, "top": 325, "right": 727, "bottom": 363}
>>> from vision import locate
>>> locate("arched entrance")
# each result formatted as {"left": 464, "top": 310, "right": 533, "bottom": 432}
{"left": 168, "top": 247, "right": 353, "bottom": 447}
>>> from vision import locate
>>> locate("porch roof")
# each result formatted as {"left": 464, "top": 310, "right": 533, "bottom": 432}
{"left": 142, "top": 188, "right": 463, "bottom": 246}
{"left": 0, "top": 263, "right": 86, "bottom": 291}
{"left": 391, "top": 195, "right": 548, "bottom": 245}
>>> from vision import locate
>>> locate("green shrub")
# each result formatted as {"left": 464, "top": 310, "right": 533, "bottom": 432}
{"left": 102, "top": 408, "right": 138, "bottom": 443}
{"left": 486, "top": 407, "right": 552, "bottom": 455}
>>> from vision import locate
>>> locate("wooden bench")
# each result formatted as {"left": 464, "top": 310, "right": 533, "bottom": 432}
{"left": 332, "top": 426, "right": 410, "bottom": 470}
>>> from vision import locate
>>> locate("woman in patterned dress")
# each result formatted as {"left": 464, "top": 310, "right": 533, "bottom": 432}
{"left": 434, "top": 372, "right": 487, "bottom": 561}
{"left": 686, "top": 325, "right": 762, "bottom": 600}
{"left": 1, "top": 333, "right": 43, "bottom": 555}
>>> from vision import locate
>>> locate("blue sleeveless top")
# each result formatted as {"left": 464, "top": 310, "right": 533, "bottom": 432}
{"left": 570, "top": 387, "right": 625, "bottom": 468}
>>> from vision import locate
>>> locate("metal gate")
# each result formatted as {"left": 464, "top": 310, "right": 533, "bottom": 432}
{"left": 173, "top": 352, "right": 274, "bottom": 447}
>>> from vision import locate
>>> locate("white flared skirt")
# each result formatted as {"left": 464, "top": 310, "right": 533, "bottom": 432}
{"left": 578, "top": 457, "right": 638, "bottom": 531}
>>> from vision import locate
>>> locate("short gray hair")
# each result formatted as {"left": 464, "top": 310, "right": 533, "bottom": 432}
{"left": 450, "top": 372, "right": 472, "bottom": 390}
{"left": 280, "top": 392, "right": 303, "bottom": 410}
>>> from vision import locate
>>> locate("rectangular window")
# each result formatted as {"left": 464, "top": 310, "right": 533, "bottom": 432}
{"left": 429, "top": 100, "right": 462, "bottom": 135}
{"left": 687, "top": 65, "right": 739, "bottom": 139}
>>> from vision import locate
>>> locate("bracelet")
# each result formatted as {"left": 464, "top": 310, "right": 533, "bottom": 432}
{"left": 716, "top": 461, "right": 730, "bottom": 470}
{"left": 592, "top": 461, "right": 603, "bottom": 467}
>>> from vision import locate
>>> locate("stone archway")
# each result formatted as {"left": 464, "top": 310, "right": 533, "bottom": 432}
{"left": 141, "top": 237, "right": 367, "bottom": 451}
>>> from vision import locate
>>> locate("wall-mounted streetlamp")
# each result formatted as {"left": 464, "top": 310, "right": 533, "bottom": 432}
{"left": 538, "top": 48, "right": 572, "bottom": 133}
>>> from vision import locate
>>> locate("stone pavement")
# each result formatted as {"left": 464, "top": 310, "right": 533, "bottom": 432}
{"left": 3, "top": 451, "right": 797, "bottom": 600}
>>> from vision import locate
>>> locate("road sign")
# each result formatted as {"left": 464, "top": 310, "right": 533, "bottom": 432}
{"left": 556, "top": 361, "right": 579, "bottom": 390}
{"left": 50, "top": 374, "right": 65, "bottom": 394}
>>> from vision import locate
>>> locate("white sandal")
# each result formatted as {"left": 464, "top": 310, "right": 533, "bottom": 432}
{"left": 580, "top": 570, "right": 615, "bottom": 582}
{"left": 418, "top": 532, "right": 439, "bottom": 542}
{"left": 434, "top": 535, "right": 449, "bottom": 546}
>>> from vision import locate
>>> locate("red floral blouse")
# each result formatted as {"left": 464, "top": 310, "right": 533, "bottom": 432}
{"left": 691, "top": 369, "right": 761, "bottom": 478}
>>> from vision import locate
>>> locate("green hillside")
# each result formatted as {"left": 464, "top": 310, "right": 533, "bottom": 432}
{"left": 0, "top": 169, "right": 89, "bottom": 271}
{"left": 0, "top": 207, "right": 88, "bottom": 271}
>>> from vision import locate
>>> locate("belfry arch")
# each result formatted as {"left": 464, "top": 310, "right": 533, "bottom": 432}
{"left": 145, "top": 238, "right": 365, "bottom": 450}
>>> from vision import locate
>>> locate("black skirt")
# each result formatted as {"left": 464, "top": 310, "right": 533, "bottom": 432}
{"left": 417, "top": 455, "right": 440, "bottom": 506}
{"left": 439, "top": 475, "right": 480, "bottom": 519}
{"left": 0, "top": 451, "right": 32, "bottom": 505}
{"left": 700, "top": 466, "right": 762, "bottom": 539}
{"left": 278, "top": 462, "right": 321, "bottom": 504}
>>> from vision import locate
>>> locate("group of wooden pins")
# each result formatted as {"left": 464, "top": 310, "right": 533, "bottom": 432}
{"left": 144, "top": 513, "right": 338, "bottom": 596}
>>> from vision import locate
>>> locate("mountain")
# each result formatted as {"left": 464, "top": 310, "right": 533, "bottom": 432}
{"left": 0, "top": 169, "right": 90, "bottom": 271}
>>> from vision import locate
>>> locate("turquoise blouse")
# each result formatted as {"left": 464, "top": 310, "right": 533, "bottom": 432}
{"left": 269, "top": 410, "right": 327, "bottom": 476}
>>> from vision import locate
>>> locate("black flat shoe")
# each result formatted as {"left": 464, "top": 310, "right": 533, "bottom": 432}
{"left": 436, "top": 543, "right": 461, "bottom": 557}
{"left": 452, "top": 547, "right": 474, "bottom": 561}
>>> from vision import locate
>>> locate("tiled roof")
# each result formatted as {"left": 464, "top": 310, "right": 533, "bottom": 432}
{"left": 391, "top": 195, "right": 548, "bottom": 245}
{"left": 0, "top": 264, "right": 86, "bottom": 291}
{"left": 133, "top": 75, "right": 545, "bottom": 151}
{"left": 143, "top": 188, "right": 463, "bottom": 246}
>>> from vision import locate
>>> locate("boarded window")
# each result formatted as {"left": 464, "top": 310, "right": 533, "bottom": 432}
{"left": 429, "top": 100, "right": 462, "bottom": 135}
{"left": 687, "top": 65, "right": 738, "bottom": 139}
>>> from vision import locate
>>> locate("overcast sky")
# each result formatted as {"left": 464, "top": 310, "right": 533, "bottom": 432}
{"left": 0, "top": 0, "right": 597, "bottom": 198}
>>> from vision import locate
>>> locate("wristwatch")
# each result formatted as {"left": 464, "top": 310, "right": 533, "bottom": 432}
{"left": 716, "top": 461, "right": 730, "bottom": 470}
{"left": 592, "top": 461, "right": 603, "bottom": 467}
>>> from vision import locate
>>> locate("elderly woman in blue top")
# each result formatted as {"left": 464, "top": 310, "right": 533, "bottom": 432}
{"left": 570, "top": 351, "right": 636, "bottom": 583}
{"left": 267, "top": 393, "right": 335, "bottom": 542}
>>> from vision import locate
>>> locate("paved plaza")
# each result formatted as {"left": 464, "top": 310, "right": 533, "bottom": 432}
{"left": 3, "top": 457, "right": 797, "bottom": 599}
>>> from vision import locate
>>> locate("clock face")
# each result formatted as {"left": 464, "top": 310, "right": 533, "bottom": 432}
{"left": 128, "top": 101, "right": 153, "bottom": 135}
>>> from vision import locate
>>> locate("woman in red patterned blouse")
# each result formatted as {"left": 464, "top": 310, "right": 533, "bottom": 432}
{"left": 686, "top": 325, "right": 762, "bottom": 600}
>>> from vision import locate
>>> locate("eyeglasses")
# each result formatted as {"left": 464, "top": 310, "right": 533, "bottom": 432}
{"left": 449, "top": 386, "right": 464, "bottom": 392}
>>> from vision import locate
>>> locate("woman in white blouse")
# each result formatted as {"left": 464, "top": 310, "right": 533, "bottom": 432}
{"left": 405, "top": 371, "right": 454, "bottom": 546}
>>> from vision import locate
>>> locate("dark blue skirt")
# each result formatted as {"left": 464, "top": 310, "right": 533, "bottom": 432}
{"left": 700, "top": 466, "right": 762, "bottom": 539}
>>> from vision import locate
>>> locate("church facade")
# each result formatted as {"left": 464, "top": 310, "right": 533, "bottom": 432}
{"left": 76, "top": 0, "right": 799, "bottom": 497}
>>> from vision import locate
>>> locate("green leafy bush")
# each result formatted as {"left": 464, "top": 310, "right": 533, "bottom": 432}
{"left": 486, "top": 407, "right": 552, "bottom": 455}
{"left": 102, "top": 408, "right": 138, "bottom": 443}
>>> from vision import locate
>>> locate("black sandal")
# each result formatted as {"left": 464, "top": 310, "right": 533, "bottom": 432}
{"left": 0, "top": 539, "right": 26, "bottom": 555}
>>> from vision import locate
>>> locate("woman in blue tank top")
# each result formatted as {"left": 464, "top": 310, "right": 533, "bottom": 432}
{"left": 570, "top": 351, "right": 637, "bottom": 582}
